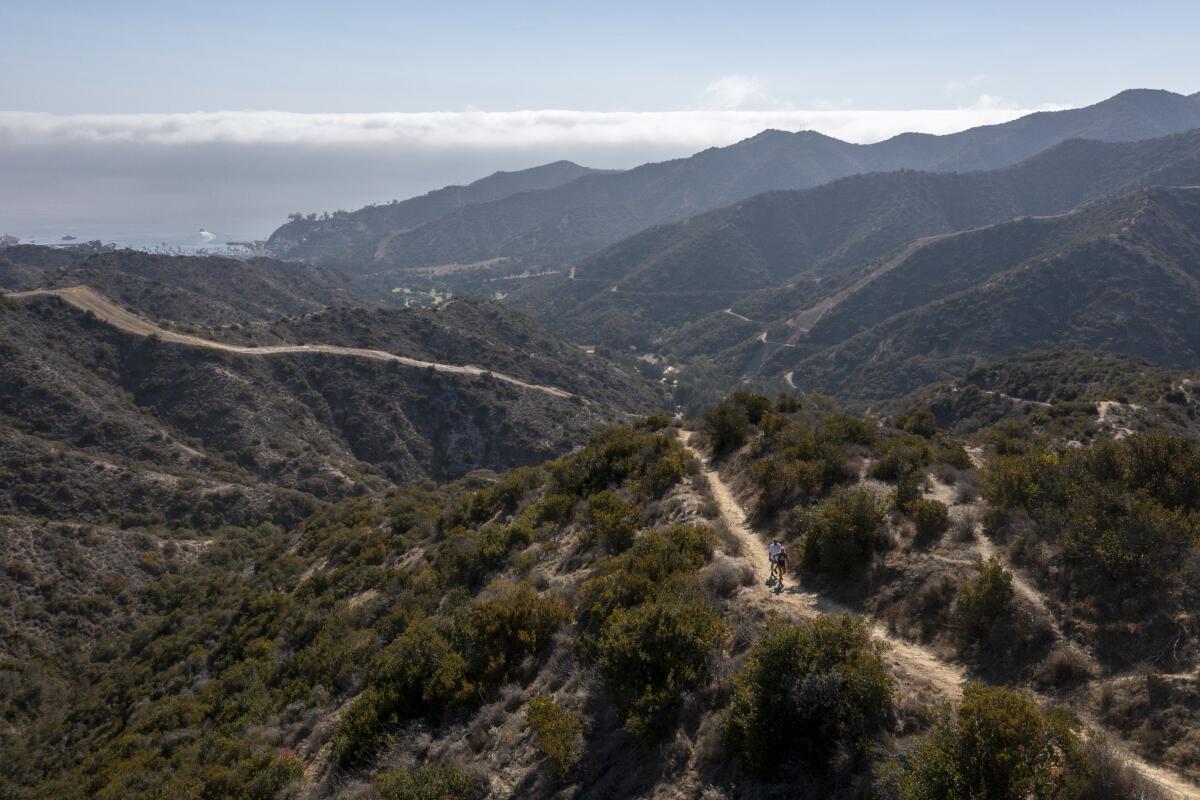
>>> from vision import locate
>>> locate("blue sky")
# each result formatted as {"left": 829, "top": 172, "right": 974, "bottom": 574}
{"left": 3, "top": 0, "right": 1197, "bottom": 113}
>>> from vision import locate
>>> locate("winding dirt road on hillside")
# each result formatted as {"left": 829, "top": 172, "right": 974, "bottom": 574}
{"left": 6, "top": 286, "right": 578, "bottom": 400}
{"left": 677, "top": 429, "right": 1200, "bottom": 800}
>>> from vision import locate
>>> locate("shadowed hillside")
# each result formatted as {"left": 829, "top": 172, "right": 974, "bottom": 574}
{"left": 519, "top": 128, "right": 1200, "bottom": 348}
{"left": 0, "top": 245, "right": 366, "bottom": 325}
{"left": 0, "top": 287, "right": 657, "bottom": 528}
{"left": 772, "top": 186, "right": 1200, "bottom": 398}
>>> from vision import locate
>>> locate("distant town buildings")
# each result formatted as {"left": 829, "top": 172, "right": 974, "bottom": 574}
{"left": 0, "top": 234, "right": 19, "bottom": 249}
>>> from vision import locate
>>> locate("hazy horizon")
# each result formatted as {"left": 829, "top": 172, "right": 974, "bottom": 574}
{"left": 0, "top": 103, "right": 1061, "bottom": 245}
{"left": 5, "top": 0, "right": 1197, "bottom": 246}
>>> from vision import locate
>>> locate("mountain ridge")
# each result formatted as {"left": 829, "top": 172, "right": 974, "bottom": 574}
{"left": 516, "top": 128, "right": 1200, "bottom": 348}
{"left": 302, "top": 89, "right": 1200, "bottom": 276}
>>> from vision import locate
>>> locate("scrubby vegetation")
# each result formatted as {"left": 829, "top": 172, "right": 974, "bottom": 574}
{"left": 526, "top": 696, "right": 583, "bottom": 774}
{"left": 982, "top": 432, "right": 1200, "bottom": 601}
{"left": 795, "top": 487, "right": 885, "bottom": 574}
{"left": 724, "top": 616, "right": 891, "bottom": 774}
{"left": 0, "top": 421, "right": 706, "bottom": 798}
{"left": 899, "top": 683, "right": 1090, "bottom": 799}
{"left": 4, "top": 383, "right": 1198, "bottom": 797}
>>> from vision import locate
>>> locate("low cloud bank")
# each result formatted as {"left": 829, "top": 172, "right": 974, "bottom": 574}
{"left": 0, "top": 107, "right": 1038, "bottom": 148}
{"left": 0, "top": 106, "right": 1047, "bottom": 243}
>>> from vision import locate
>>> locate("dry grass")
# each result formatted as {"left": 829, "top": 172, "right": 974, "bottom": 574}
{"left": 711, "top": 518, "right": 742, "bottom": 557}
{"left": 1034, "top": 646, "right": 1096, "bottom": 689}
{"left": 1079, "top": 738, "right": 1173, "bottom": 800}
{"left": 931, "top": 463, "right": 960, "bottom": 486}
{"left": 952, "top": 508, "right": 980, "bottom": 542}
{"left": 955, "top": 478, "right": 980, "bottom": 504}
{"left": 700, "top": 556, "right": 755, "bottom": 598}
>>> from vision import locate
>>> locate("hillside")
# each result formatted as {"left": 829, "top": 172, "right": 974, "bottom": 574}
{"left": 312, "top": 89, "right": 1200, "bottom": 277}
{"left": 4, "top": 398, "right": 1196, "bottom": 799}
{"left": 0, "top": 245, "right": 364, "bottom": 325}
{"left": 206, "top": 298, "right": 659, "bottom": 411}
{"left": 758, "top": 186, "right": 1200, "bottom": 399}
{"left": 519, "top": 128, "right": 1200, "bottom": 348}
{"left": 885, "top": 350, "right": 1200, "bottom": 439}
{"left": 266, "top": 160, "right": 605, "bottom": 263}
{"left": 0, "top": 287, "right": 655, "bottom": 529}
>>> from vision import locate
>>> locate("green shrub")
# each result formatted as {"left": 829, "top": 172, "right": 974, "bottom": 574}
{"left": 724, "top": 616, "right": 891, "bottom": 773}
{"left": 728, "top": 391, "right": 772, "bottom": 425}
{"left": 373, "top": 764, "right": 486, "bottom": 800}
{"left": 639, "top": 413, "right": 673, "bottom": 431}
{"left": 331, "top": 686, "right": 389, "bottom": 770}
{"left": 526, "top": 696, "right": 583, "bottom": 774}
{"left": 955, "top": 557, "right": 1014, "bottom": 635}
{"left": 535, "top": 493, "right": 575, "bottom": 525}
{"left": 899, "top": 683, "right": 1088, "bottom": 800}
{"left": 895, "top": 408, "right": 939, "bottom": 438}
{"left": 586, "top": 490, "right": 642, "bottom": 553}
{"left": 908, "top": 498, "right": 949, "bottom": 538}
{"left": 465, "top": 581, "right": 569, "bottom": 684}
{"left": 932, "top": 441, "right": 974, "bottom": 471}
{"left": 577, "top": 525, "right": 716, "bottom": 637}
{"left": 796, "top": 487, "right": 883, "bottom": 574}
{"left": 372, "top": 618, "right": 472, "bottom": 719}
{"left": 704, "top": 402, "right": 749, "bottom": 456}
{"left": 333, "top": 619, "right": 476, "bottom": 770}
{"left": 871, "top": 434, "right": 931, "bottom": 481}
{"left": 820, "top": 411, "right": 880, "bottom": 447}
{"left": 981, "top": 452, "right": 1063, "bottom": 511}
{"left": 751, "top": 456, "right": 826, "bottom": 515}
{"left": 893, "top": 469, "right": 922, "bottom": 512}
{"left": 1062, "top": 494, "right": 1194, "bottom": 585}
{"left": 637, "top": 449, "right": 686, "bottom": 497}
{"left": 597, "top": 596, "right": 724, "bottom": 739}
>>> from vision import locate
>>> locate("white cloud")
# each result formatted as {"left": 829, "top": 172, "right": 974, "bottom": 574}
{"left": 701, "top": 75, "right": 781, "bottom": 110}
{"left": 0, "top": 106, "right": 1040, "bottom": 150}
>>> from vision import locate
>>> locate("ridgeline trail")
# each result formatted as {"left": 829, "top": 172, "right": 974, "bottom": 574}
{"left": 676, "top": 428, "right": 1200, "bottom": 800}
{"left": 6, "top": 286, "right": 580, "bottom": 401}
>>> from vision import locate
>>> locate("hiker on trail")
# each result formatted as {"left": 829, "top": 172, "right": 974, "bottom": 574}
{"left": 774, "top": 544, "right": 790, "bottom": 590}
{"left": 768, "top": 539, "right": 783, "bottom": 581}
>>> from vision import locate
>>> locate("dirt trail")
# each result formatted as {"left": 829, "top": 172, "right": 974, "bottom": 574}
{"left": 678, "top": 430, "right": 965, "bottom": 702}
{"left": 7, "top": 286, "right": 578, "bottom": 401}
{"left": 680, "top": 429, "right": 1200, "bottom": 799}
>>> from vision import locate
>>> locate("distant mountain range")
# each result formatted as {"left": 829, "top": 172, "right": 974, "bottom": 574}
{"left": 266, "top": 160, "right": 605, "bottom": 264}
{"left": 267, "top": 89, "right": 1200, "bottom": 277}
{"left": 768, "top": 185, "right": 1200, "bottom": 399}
{"left": 524, "top": 127, "right": 1200, "bottom": 348}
